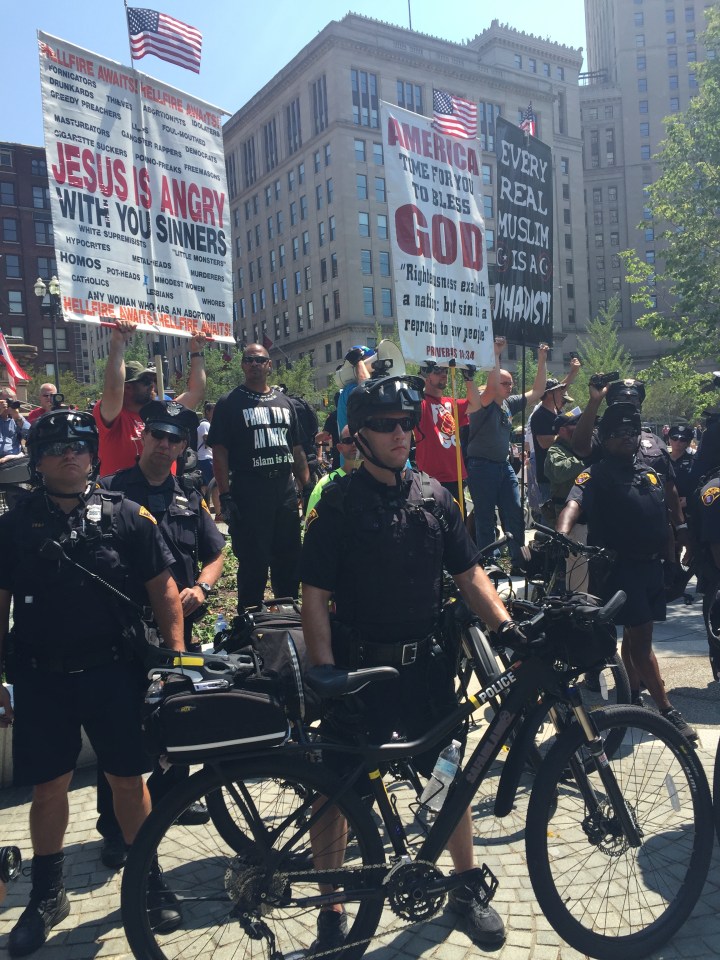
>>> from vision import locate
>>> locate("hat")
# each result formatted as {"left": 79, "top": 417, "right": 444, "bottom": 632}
{"left": 598, "top": 402, "right": 642, "bottom": 440}
{"left": 542, "top": 378, "right": 566, "bottom": 397}
{"left": 605, "top": 379, "right": 646, "bottom": 408}
{"left": 552, "top": 409, "right": 582, "bottom": 432}
{"left": 668, "top": 425, "right": 693, "bottom": 442}
{"left": 140, "top": 400, "right": 198, "bottom": 439}
{"left": 125, "top": 361, "right": 156, "bottom": 383}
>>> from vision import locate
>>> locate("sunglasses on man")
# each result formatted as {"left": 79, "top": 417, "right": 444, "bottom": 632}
{"left": 40, "top": 441, "right": 92, "bottom": 457}
{"left": 148, "top": 429, "right": 185, "bottom": 444}
{"left": 363, "top": 416, "right": 415, "bottom": 433}
{"left": 243, "top": 356, "right": 270, "bottom": 365}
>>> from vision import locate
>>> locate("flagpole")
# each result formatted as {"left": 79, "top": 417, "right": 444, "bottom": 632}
{"left": 123, "top": 0, "right": 135, "bottom": 65}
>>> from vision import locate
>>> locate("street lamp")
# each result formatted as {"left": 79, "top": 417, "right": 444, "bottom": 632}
{"left": 34, "top": 275, "right": 61, "bottom": 390}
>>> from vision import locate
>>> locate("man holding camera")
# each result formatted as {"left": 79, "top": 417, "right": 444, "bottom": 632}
{"left": 0, "top": 388, "right": 29, "bottom": 467}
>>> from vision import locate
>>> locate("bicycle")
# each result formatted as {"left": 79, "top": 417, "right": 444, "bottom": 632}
{"left": 121, "top": 591, "right": 714, "bottom": 960}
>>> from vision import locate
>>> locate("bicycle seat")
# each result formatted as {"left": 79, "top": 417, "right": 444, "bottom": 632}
{"left": 305, "top": 664, "right": 399, "bottom": 698}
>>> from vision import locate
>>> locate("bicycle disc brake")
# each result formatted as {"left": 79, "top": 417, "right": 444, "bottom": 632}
{"left": 385, "top": 861, "right": 446, "bottom": 920}
{"left": 581, "top": 800, "right": 640, "bottom": 856}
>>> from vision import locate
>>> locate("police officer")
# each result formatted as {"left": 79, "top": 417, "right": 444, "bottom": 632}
{"left": 0, "top": 409, "right": 184, "bottom": 957}
{"left": 94, "top": 400, "right": 227, "bottom": 866}
{"left": 667, "top": 425, "right": 695, "bottom": 505}
{"left": 557, "top": 403, "right": 697, "bottom": 740}
{"left": 301, "top": 375, "right": 524, "bottom": 953}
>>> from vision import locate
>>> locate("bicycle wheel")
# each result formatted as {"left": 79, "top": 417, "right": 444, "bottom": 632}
{"left": 714, "top": 734, "right": 720, "bottom": 845}
{"left": 526, "top": 705, "right": 714, "bottom": 959}
{"left": 533, "top": 654, "right": 631, "bottom": 764}
{"left": 122, "top": 756, "right": 386, "bottom": 960}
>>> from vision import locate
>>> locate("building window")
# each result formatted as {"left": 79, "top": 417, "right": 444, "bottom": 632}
{"left": 324, "top": 144, "right": 331, "bottom": 167}
{"left": 283, "top": 310, "right": 290, "bottom": 336}
{"left": 35, "top": 219, "right": 54, "bottom": 245}
{"left": 529, "top": 57, "right": 537, "bottom": 73}
{"left": 31, "top": 158, "right": 47, "bottom": 176}
{"left": 482, "top": 163, "right": 492, "bottom": 185}
{"left": 276, "top": 210, "right": 284, "bottom": 234}
{"left": 666, "top": 8, "right": 676, "bottom": 23}
{"left": 2, "top": 217, "right": 17, "bottom": 242}
{"left": 594, "top": 210, "right": 603, "bottom": 225}
{"left": 242, "top": 136, "right": 257, "bottom": 188}
{"left": 331, "top": 253, "right": 338, "bottom": 279}
{"left": 316, "top": 184, "right": 323, "bottom": 210}
{"left": 300, "top": 195, "right": 308, "bottom": 220}
{"left": 485, "top": 228, "right": 494, "bottom": 250}
{"left": 597, "top": 278, "right": 606, "bottom": 292}
{"left": 611, "top": 253, "right": 621, "bottom": 268}
{"left": 483, "top": 195, "right": 493, "bottom": 219}
{"left": 608, "top": 186, "right": 618, "bottom": 201}
{"left": 302, "top": 230, "right": 310, "bottom": 254}
{"left": 307, "top": 301, "right": 314, "bottom": 328}
{"left": 687, "top": 48, "right": 697, "bottom": 62}
{"left": 640, "top": 145, "right": 651, "bottom": 160}
{"left": 609, "top": 208, "right": 619, "bottom": 224}
{"left": 668, "top": 51, "right": 678, "bottom": 67}
{"left": 610, "top": 232, "right": 619, "bottom": 246}
{"left": 397, "top": 81, "right": 423, "bottom": 113}
{"left": 329, "top": 215, "right": 336, "bottom": 241}
{"left": 296, "top": 305, "right": 304, "bottom": 331}
{"left": 272, "top": 281, "right": 278, "bottom": 305}
{"left": 596, "top": 256, "right": 605, "bottom": 270}
{"left": 634, "top": 12, "right": 643, "bottom": 26}
{"left": 670, "top": 97, "right": 680, "bottom": 112}
{"left": 638, "top": 78, "right": 648, "bottom": 91}
{"left": 333, "top": 289, "right": 341, "bottom": 319}
{"left": 5, "top": 254, "right": 21, "bottom": 278}
{"left": 636, "top": 34, "right": 645, "bottom": 47}
{"left": 311, "top": 74, "right": 329, "bottom": 134}
{"left": 514, "top": 54, "right": 522, "bottom": 69}
{"left": 0, "top": 182, "right": 15, "bottom": 205}
{"left": 567, "top": 283, "right": 575, "bottom": 300}
{"left": 286, "top": 98, "right": 302, "bottom": 155}
{"left": 373, "top": 142, "right": 384, "bottom": 165}
{"left": 281, "top": 277, "right": 288, "bottom": 300}
{"left": 354, "top": 138, "right": 366, "bottom": 162}
{"left": 564, "top": 233, "right": 572, "bottom": 250}
{"left": 644, "top": 227, "right": 655, "bottom": 242}
{"left": 374, "top": 177, "right": 386, "bottom": 203}
{"left": 313, "top": 151, "right": 320, "bottom": 174}
{"left": 298, "top": 161, "right": 305, "bottom": 184}
{"left": 267, "top": 216, "right": 274, "bottom": 240}
{"left": 8, "top": 291, "right": 24, "bottom": 314}
{"left": 542, "top": 62, "right": 550, "bottom": 77}
{"left": 288, "top": 169, "right": 296, "bottom": 192}
{"left": 637, "top": 55, "right": 646, "bottom": 70}
{"left": 358, "top": 212, "right": 370, "bottom": 236}
{"left": 562, "top": 183, "right": 570, "bottom": 200}
{"left": 595, "top": 233, "right": 603, "bottom": 248}
{"left": 593, "top": 187, "right": 602, "bottom": 204}
{"left": 325, "top": 344, "right": 332, "bottom": 363}
{"left": 251, "top": 292, "right": 258, "bottom": 314}
{"left": 279, "top": 243, "right": 285, "bottom": 266}
{"left": 304, "top": 265, "right": 312, "bottom": 290}
{"left": 326, "top": 178, "right": 333, "bottom": 204}
{"left": 639, "top": 99, "right": 648, "bottom": 113}
{"left": 292, "top": 237, "right": 299, "bottom": 260}
{"left": 318, "top": 222, "right": 326, "bottom": 247}
{"left": 294, "top": 270, "right": 302, "bottom": 295}
{"left": 351, "top": 68, "right": 379, "bottom": 127}
{"left": 669, "top": 75, "right": 679, "bottom": 89}
{"left": 667, "top": 31, "right": 676, "bottom": 44}
{"left": 564, "top": 208, "right": 572, "bottom": 224}
{"left": 323, "top": 294, "right": 330, "bottom": 323}
{"left": 320, "top": 258, "right": 327, "bottom": 283}
{"left": 381, "top": 288, "right": 393, "bottom": 317}
{"left": 560, "top": 157, "right": 569, "bottom": 175}
{"left": 377, "top": 214, "right": 388, "bottom": 240}
{"left": 556, "top": 65, "right": 565, "bottom": 80}
{"left": 265, "top": 186, "right": 272, "bottom": 208}
{"left": 378, "top": 251, "right": 391, "bottom": 277}
{"left": 275, "top": 316, "right": 281, "bottom": 341}
{"left": 361, "top": 249, "right": 372, "bottom": 274}
{"left": 0, "top": 148, "right": 13, "bottom": 167}
{"left": 640, "top": 122, "right": 650, "bottom": 137}
{"left": 363, "top": 286, "right": 375, "bottom": 316}
{"left": 356, "top": 174, "right": 368, "bottom": 200}
{"left": 290, "top": 201, "right": 297, "bottom": 226}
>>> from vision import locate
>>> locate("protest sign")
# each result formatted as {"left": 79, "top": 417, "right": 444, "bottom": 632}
{"left": 493, "top": 116, "right": 553, "bottom": 346}
{"left": 382, "top": 102, "right": 493, "bottom": 369}
{"left": 38, "top": 31, "right": 234, "bottom": 342}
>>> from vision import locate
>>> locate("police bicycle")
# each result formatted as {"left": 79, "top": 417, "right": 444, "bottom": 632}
{"left": 121, "top": 592, "right": 713, "bottom": 960}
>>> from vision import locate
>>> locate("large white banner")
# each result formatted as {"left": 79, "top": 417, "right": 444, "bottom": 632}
{"left": 38, "top": 32, "right": 234, "bottom": 342}
{"left": 382, "top": 102, "right": 493, "bottom": 369}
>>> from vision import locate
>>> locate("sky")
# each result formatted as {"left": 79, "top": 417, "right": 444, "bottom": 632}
{"left": 4, "top": 0, "right": 586, "bottom": 146}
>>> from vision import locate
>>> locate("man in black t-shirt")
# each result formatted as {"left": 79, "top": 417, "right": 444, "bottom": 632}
{"left": 208, "top": 344, "right": 309, "bottom": 608}
{"left": 529, "top": 357, "right": 581, "bottom": 503}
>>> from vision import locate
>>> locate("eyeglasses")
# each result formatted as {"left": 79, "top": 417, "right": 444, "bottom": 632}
{"left": 40, "top": 440, "right": 92, "bottom": 457}
{"left": 149, "top": 429, "right": 184, "bottom": 444}
{"left": 607, "top": 427, "right": 640, "bottom": 439}
{"left": 243, "top": 356, "right": 270, "bottom": 365}
{"left": 363, "top": 416, "right": 415, "bottom": 433}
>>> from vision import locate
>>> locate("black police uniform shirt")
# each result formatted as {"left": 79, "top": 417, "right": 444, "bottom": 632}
{"left": 301, "top": 467, "right": 479, "bottom": 644}
{"left": 101, "top": 464, "right": 225, "bottom": 591}
{"left": 670, "top": 449, "right": 696, "bottom": 500}
{"left": 0, "top": 487, "right": 173, "bottom": 658}
{"left": 698, "top": 473, "right": 720, "bottom": 562}
{"left": 207, "top": 385, "right": 300, "bottom": 476}
{"left": 567, "top": 457, "right": 668, "bottom": 558}
{"left": 529, "top": 404, "right": 557, "bottom": 484}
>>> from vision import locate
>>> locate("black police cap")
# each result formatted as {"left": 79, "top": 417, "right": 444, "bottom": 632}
{"left": 605, "top": 379, "right": 646, "bottom": 408}
{"left": 668, "top": 425, "right": 693, "bottom": 442}
{"left": 140, "top": 400, "right": 198, "bottom": 438}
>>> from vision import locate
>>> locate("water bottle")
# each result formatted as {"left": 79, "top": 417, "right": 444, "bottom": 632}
{"left": 211, "top": 613, "right": 230, "bottom": 652}
{"left": 419, "top": 739, "right": 461, "bottom": 812}
{"left": 214, "top": 613, "right": 229, "bottom": 635}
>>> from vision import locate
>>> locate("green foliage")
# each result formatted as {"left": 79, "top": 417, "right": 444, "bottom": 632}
{"left": 274, "top": 355, "right": 321, "bottom": 406}
{"left": 621, "top": 6, "right": 720, "bottom": 358}
{"left": 23, "top": 366, "right": 92, "bottom": 410}
{"left": 572, "top": 297, "right": 634, "bottom": 400}
{"left": 637, "top": 357, "right": 708, "bottom": 424}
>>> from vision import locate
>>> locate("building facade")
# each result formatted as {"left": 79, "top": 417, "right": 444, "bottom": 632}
{"left": 578, "top": 0, "right": 710, "bottom": 364}
{"left": 222, "top": 14, "right": 588, "bottom": 389}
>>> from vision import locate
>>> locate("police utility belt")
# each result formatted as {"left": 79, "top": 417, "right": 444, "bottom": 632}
{"left": 333, "top": 632, "right": 433, "bottom": 669}
{"left": 11, "top": 637, "right": 138, "bottom": 675}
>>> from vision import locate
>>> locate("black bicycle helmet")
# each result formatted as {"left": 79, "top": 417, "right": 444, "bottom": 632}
{"left": 346, "top": 375, "right": 424, "bottom": 435}
{"left": 605, "top": 379, "right": 646, "bottom": 408}
{"left": 28, "top": 409, "right": 99, "bottom": 479}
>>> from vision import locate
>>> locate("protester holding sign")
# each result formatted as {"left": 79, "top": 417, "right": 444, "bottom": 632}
{"left": 466, "top": 337, "right": 549, "bottom": 570}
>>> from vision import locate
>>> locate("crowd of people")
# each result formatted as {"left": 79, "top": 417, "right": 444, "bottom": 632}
{"left": 0, "top": 323, "right": 719, "bottom": 957}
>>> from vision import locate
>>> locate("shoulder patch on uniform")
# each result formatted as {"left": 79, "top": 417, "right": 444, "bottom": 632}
{"left": 575, "top": 471, "right": 591, "bottom": 485}
{"left": 138, "top": 505, "right": 158, "bottom": 524}
{"left": 647, "top": 471, "right": 658, "bottom": 485}
{"left": 702, "top": 485, "right": 720, "bottom": 506}
{"left": 305, "top": 507, "right": 318, "bottom": 531}
{"left": 200, "top": 497, "right": 212, "bottom": 514}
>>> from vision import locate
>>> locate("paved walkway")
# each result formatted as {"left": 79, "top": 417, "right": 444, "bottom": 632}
{"left": 1, "top": 587, "right": 718, "bottom": 960}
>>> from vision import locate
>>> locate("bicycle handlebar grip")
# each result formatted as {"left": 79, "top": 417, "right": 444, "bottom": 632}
{"left": 596, "top": 590, "right": 626, "bottom": 623}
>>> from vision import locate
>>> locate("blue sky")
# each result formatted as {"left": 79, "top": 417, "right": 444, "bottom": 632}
{"left": 4, "top": 0, "right": 586, "bottom": 145}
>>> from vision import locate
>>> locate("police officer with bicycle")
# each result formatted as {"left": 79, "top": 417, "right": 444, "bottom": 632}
{"left": 0, "top": 409, "right": 184, "bottom": 957}
{"left": 301, "top": 374, "right": 524, "bottom": 952}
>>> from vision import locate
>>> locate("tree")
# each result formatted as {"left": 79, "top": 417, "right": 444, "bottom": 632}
{"left": 572, "top": 297, "right": 634, "bottom": 400}
{"left": 621, "top": 5, "right": 720, "bottom": 359}
{"left": 24, "top": 366, "right": 90, "bottom": 410}
{"left": 638, "top": 357, "right": 708, "bottom": 425}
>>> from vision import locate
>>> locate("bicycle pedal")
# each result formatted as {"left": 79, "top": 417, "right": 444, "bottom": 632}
{"left": 448, "top": 864, "right": 498, "bottom": 906}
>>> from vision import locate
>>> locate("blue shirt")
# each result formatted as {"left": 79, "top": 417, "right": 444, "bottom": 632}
{"left": 0, "top": 414, "right": 28, "bottom": 456}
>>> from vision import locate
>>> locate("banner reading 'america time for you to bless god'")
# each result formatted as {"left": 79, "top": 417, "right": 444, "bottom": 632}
{"left": 381, "top": 102, "right": 493, "bottom": 369}
{"left": 38, "top": 31, "right": 234, "bottom": 342}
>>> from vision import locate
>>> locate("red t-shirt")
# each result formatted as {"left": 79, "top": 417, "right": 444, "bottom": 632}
{"left": 94, "top": 405, "right": 145, "bottom": 477}
{"left": 27, "top": 407, "right": 45, "bottom": 423}
{"left": 414, "top": 396, "right": 469, "bottom": 482}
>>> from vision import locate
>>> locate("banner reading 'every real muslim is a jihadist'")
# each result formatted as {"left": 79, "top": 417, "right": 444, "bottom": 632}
{"left": 38, "top": 31, "right": 234, "bottom": 342}
{"left": 381, "top": 102, "right": 493, "bottom": 370}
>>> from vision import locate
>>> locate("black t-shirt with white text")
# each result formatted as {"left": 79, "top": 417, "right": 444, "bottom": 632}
{"left": 207, "top": 385, "right": 299, "bottom": 475}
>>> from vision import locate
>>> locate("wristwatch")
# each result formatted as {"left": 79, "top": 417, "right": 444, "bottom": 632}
{"left": 195, "top": 581, "right": 212, "bottom": 598}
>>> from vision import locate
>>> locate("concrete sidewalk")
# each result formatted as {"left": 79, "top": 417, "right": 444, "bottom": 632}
{"left": 1, "top": 589, "right": 718, "bottom": 960}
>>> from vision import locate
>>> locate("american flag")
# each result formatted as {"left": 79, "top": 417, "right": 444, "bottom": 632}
{"left": 432, "top": 89, "right": 478, "bottom": 139}
{"left": 520, "top": 103, "right": 537, "bottom": 138}
{"left": 126, "top": 7, "right": 202, "bottom": 74}
{"left": 0, "top": 331, "right": 30, "bottom": 384}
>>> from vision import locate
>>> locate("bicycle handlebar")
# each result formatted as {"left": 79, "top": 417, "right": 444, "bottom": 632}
{"left": 531, "top": 522, "right": 609, "bottom": 559}
{"left": 504, "top": 589, "right": 627, "bottom": 655}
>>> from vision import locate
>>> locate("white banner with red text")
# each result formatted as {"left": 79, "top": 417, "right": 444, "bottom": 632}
{"left": 381, "top": 102, "right": 493, "bottom": 370}
{"left": 38, "top": 31, "right": 233, "bottom": 342}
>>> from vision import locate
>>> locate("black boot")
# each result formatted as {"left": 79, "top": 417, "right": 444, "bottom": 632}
{"left": 8, "top": 853, "right": 70, "bottom": 957}
{"left": 147, "top": 863, "right": 182, "bottom": 933}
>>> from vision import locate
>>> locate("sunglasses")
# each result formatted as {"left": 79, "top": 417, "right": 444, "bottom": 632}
{"left": 41, "top": 440, "right": 92, "bottom": 457}
{"left": 363, "top": 416, "right": 415, "bottom": 434}
{"left": 149, "top": 429, "right": 184, "bottom": 444}
{"left": 607, "top": 427, "right": 640, "bottom": 439}
{"left": 243, "top": 356, "right": 270, "bottom": 365}
{"left": 336, "top": 438, "right": 355, "bottom": 446}
{"left": 137, "top": 376, "right": 157, "bottom": 386}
